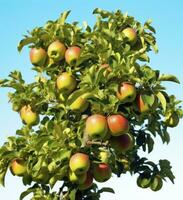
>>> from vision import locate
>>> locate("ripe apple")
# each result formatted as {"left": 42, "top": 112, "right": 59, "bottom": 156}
{"left": 150, "top": 176, "right": 163, "bottom": 191}
{"left": 56, "top": 72, "right": 77, "bottom": 93}
{"left": 20, "top": 105, "right": 39, "bottom": 126}
{"left": 69, "top": 153, "right": 90, "bottom": 175}
{"left": 47, "top": 40, "right": 66, "bottom": 62}
{"left": 65, "top": 46, "right": 81, "bottom": 65}
{"left": 79, "top": 171, "right": 93, "bottom": 190}
{"left": 165, "top": 112, "right": 179, "bottom": 127}
{"left": 117, "top": 82, "right": 136, "bottom": 103}
{"left": 137, "top": 175, "right": 151, "bottom": 189}
{"left": 70, "top": 96, "right": 89, "bottom": 113}
{"left": 10, "top": 158, "right": 27, "bottom": 176}
{"left": 137, "top": 94, "right": 155, "bottom": 113}
{"left": 85, "top": 114, "right": 108, "bottom": 140}
{"left": 110, "top": 133, "right": 134, "bottom": 152}
{"left": 30, "top": 47, "right": 47, "bottom": 66}
{"left": 122, "top": 27, "right": 137, "bottom": 45}
{"left": 93, "top": 163, "right": 112, "bottom": 182}
{"left": 107, "top": 114, "right": 129, "bottom": 136}
{"left": 69, "top": 171, "right": 87, "bottom": 184}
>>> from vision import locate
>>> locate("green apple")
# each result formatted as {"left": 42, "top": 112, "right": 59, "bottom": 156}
{"left": 78, "top": 171, "right": 93, "bottom": 190}
{"left": 65, "top": 46, "right": 81, "bottom": 65}
{"left": 85, "top": 114, "right": 108, "bottom": 140}
{"left": 70, "top": 96, "right": 89, "bottom": 112}
{"left": 137, "top": 175, "right": 151, "bottom": 188}
{"left": 117, "top": 82, "right": 136, "bottom": 103}
{"left": 56, "top": 72, "right": 77, "bottom": 93}
{"left": 30, "top": 47, "right": 47, "bottom": 66}
{"left": 120, "top": 158, "right": 130, "bottom": 171}
{"left": 107, "top": 114, "right": 129, "bottom": 136}
{"left": 10, "top": 158, "right": 27, "bottom": 176}
{"left": 69, "top": 153, "right": 90, "bottom": 175}
{"left": 69, "top": 171, "right": 87, "bottom": 184}
{"left": 122, "top": 27, "right": 137, "bottom": 45}
{"left": 93, "top": 163, "right": 112, "bottom": 182}
{"left": 150, "top": 176, "right": 163, "bottom": 191}
{"left": 165, "top": 112, "right": 179, "bottom": 127}
{"left": 20, "top": 105, "right": 39, "bottom": 126}
{"left": 47, "top": 40, "right": 66, "bottom": 62}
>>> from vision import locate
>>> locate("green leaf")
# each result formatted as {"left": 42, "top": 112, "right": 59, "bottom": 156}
{"left": 0, "top": 169, "right": 7, "bottom": 186}
{"left": 156, "top": 91, "right": 167, "bottom": 112}
{"left": 158, "top": 74, "right": 180, "bottom": 84}
{"left": 146, "top": 134, "right": 154, "bottom": 153}
{"left": 58, "top": 10, "right": 71, "bottom": 25}
{"left": 69, "top": 188, "right": 76, "bottom": 200}
{"left": 17, "top": 37, "right": 37, "bottom": 52}
{"left": 98, "top": 187, "right": 115, "bottom": 194}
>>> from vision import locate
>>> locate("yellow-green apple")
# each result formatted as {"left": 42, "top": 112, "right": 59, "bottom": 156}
{"left": 120, "top": 158, "right": 130, "bottom": 171}
{"left": 150, "top": 176, "right": 163, "bottom": 191}
{"left": 79, "top": 171, "right": 93, "bottom": 190}
{"left": 99, "top": 149, "right": 111, "bottom": 164}
{"left": 47, "top": 40, "right": 66, "bottom": 62}
{"left": 110, "top": 133, "right": 134, "bottom": 152}
{"left": 69, "top": 171, "right": 87, "bottom": 184}
{"left": 30, "top": 47, "right": 47, "bottom": 66}
{"left": 69, "top": 153, "right": 90, "bottom": 175}
{"left": 70, "top": 96, "right": 89, "bottom": 112}
{"left": 56, "top": 72, "right": 77, "bottom": 93}
{"left": 137, "top": 94, "right": 155, "bottom": 113}
{"left": 137, "top": 175, "right": 151, "bottom": 189}
{"left": 93, "top": 163, "right": 112, "bottom": 182}
{"left": 117, "top": 82, "right": 136, "bottom": 103}
{"left": 122, "top": 28, "right": 137, "bottom": 45}
{"left": 10, "top": 158, "right": 27, "bottom": 176}
{"left": 85, "top": 114, "right": 108, "bottom": 139}
{"left": 107, "top": 114, "right": 129, "bottom": 136}
{"left": 65, "top": 46, "right": 81, "bottom": 65}
{"left": 20, "top": 105, "right": 39, "bottom": 126}
{"left": 165, "top": 112, "right": 179, "bottom": 127}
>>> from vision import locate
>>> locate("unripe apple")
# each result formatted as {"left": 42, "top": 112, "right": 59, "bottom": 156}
{"left": 93, "top": 163, "right": 112, "bottom": 182}
{"left": 69, "top": 153, "right": 90, "bottom": 175}
{"left": 47, "top": 40, "right": 66, "bottom": 62}
{"left": 137, "top": 175, "right": 151, "bottom": 189}
{"left": 65, "top": 46, "right": 81, "bottom": 65}
{"left": 165, "top": 112, "right": 179, "bottom": 127}
{"left": 85, "top": 114, "right": 108, "bottom": 140}
{"left": 120, "top": 158, "right": 130, "bottom": 171}
{"left": 69, "top": 171, "right": 87, "bottom": 184}
{"left": 99, "top": 150, "right": 111, "bottom": 164}
{"left": 10, "top": 158, "right": 27, "bottom": 176}
{"left": 56, "top": 72, "right": 77, "bottom": 93}
{"left": 20, "top": 105, "right": 39, "bottom": 126}
{"left": 70, "top": 96, "right": 89, "bottom": 113}
{"left": 137, "top": 94, "right": 155, "bottom": 113}
{"left": 107, "top": 114, "right": 129, "bottom": 136}
{"left": 30, "top": 47, "right": 47, "bottom": 66}
{"left": 122, "top": 28, "right": 137, "bottom": 45}
{"left": 150, "top": 176, "right": 163, "bottom": 191}
{"left": 79, "top": 171, "right": 93, "bottom": 190}
{"left": 117, "top": 82, "right": 136, "bottom": 103}
{"left": 110, "top": 133, "right": 134, "bottom": 152}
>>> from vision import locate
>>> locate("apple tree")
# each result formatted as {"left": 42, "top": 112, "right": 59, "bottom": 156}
{"left": 0, "top": 9, "right": 183, "bottom": 200}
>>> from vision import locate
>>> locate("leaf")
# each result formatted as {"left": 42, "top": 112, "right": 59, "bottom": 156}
{"left": 156, "top": 91, "right": 167, "bottom": 112}
{"left": 58, "top": 10, "right": 71, "bottom": 25}
{"left": 158, "top": 74, "right": 180, "bottom": 84}
{"left": 98, "top": 187, "right": 115, "bottom": 194}
{"left": 20, "top": 186, "right": 37, "bottom": 200}
{"left": 69, "top": 188, "right": 76, "bottom": 200}
{"left": 146, "top": 134, "right": 154, "bottom": 153}
{"left": 17, "top": 37, "right": 37, "bottom": 52}
{"left": 0, "top": 170, "right": 7, "bottom": 186}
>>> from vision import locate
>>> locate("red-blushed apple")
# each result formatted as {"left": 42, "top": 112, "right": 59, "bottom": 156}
{"left": 137, "top": 175, "right": 151, "bottom": 189}
{"left": 107, "top": 114, "right": 129, "bottom": 136}
{"left": 70, "top": 96, "right": 89, "bottom": 113}
{"left": 137, "top": 94, "right": 155, "bottom": 113}
{"left": 122, "top": 27, "right": 137, "bottom": 45}
{"left": 56, "top": 72, "right": 77, "bottom": 93}
{"left": 85, "top": 114, "right": 108, "bottom": 140}
{"left": 10, "top": 158, "right": 27, "bottom": 176}
{"left": 30, "top": 47, "right": 47, "bottom": 66}
{"left": 93, "top": 163, "right": 112, "bottom": 182}
{"left": 47, "top": 40, "right": 66, "bottom": 62}
{"left": 110, "top": 133, "right": 134, "bottom": 152}
{"left": 78, "top": 171, "right": 93, "bottom": 190}
{"left": 117, "top": 82, "right": 137, "bottom": 103}
{"left": 65, "top": 46, "right": 81, "bottom": 65}
{"left": 150, "top": 176, "right": 163, "bottom": 191}
{"left": 165, "top": 112, "right": 179, "bottom": 127}
{"left": 20, "top": 105, "right": 39, "bottom": 126}
{"left": 69, "top": 171, "right": 87, "bottom": 184}
{"left": 69, "top": 153, "right": 90, "bottom": 175}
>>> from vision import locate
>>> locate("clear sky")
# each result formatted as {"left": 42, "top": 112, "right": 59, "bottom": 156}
{"left": 0, "top": 0, "right": 183, "bottom": 199}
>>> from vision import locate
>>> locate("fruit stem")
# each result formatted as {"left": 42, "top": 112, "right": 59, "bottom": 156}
{"left": 86, "top": 140, "right": 109, "bottom": 147}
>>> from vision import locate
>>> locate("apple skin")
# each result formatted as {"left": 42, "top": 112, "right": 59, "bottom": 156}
{"left": 137, "top": 175, "right": 151, "bottom": 189}
{"left": 110, "top": 133, "right": 134, "bottom": 152}
{"left": 10, "top": 158, "right": 27, "bottom": 176}
{"left": 69, "top": 153, "right": 90, "bottom": 175}
{"left": 47, "top": 40, "right": 66, "bottom": 62}
{"left": 165, "top": 112, "right": 179, "bottom": 127}
{"left": 56, "top": 72, "right": 77, "bottom": 93}
{"left": 30, "top": 47, "right": 47, "bottom": 66}
{"left": 93, "top": 163, "right": 112, "bottom": 183}
{"left": 85, "top": 114, "right": 108, "bottom": 140}
{"left": 150, "top": 176, "right": 163, "bottom": 191}
{"left": 69, "top": 171, "right": 87, "bottom": 184}
{"left": 65, "top": 46, "right": 81, "bottom": 65}
{"left": 137, "top": 94, "right": 155, "bottom": 113}
{"left": 107, "top": 114, "right": 129, "bottom": 136}
{"left": 117, "top": 82, "right": 137, "bottom": 103}
{"left": 20, "top": 105, "right": 39, "bottom": 126}
{"left": 122, "top": 28, "right": 137, "bottom": 45}
{"left": 70, "top": 96, "right": 89, "bottom": 113}
{"left": 79, "top": 171, "right": 93, "bottom": 190}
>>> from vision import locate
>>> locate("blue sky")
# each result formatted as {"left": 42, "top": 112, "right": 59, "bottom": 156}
{"left": 0, "top": 0, "right": 183, "bottom": 199}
